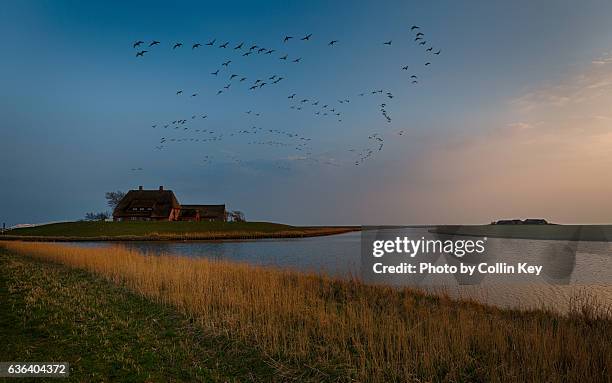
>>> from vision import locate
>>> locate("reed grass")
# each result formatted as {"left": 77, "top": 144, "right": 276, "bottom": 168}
{"left": 1, "top": 241, "right": 610, "bottom": 382}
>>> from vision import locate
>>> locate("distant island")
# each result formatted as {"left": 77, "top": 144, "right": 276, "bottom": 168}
{"left": 432, "top": 219, "right": 611, "bottom": 242}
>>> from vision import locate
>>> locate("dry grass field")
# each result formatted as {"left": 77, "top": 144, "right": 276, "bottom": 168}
{"left": 1, "top": 241, "right": 610, "bottom": 382}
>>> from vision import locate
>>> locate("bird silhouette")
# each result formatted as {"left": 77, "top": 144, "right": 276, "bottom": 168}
{"left": 415, "top": 37, "right": 423, "bottom": 41}
{"left": 243, "top": 51, "right": 252, "bottom": 56}
{"left": 149, "top": 40, "right": 160, "bottom": 47}
{"left": 249, "top": 85, "right": 257, "bottom": 90}
{"left": 133, "top": 40, "right": 144, "bottom": 48}
{"left": 416, "top": 32, "right": 424, "bottom": 37}
{"left": 383, "top": 40, "right": 392, "bottom": 45}
{"left": 410, "top": 75, "right": 417, "bottom": 79}
{"left": 249, "top": 45, "right": 257, "bottom": 51}
{"left": 135, "top": 50, "right": 148, "bottom": 57}
{"left": 328, "top": 40, "right": 338, "bottom": 46}
{"left": 217, "top": 90, "right": 223, "bottom": 95}
{"left": 191, "top": 93, "right": 198, "bottom": 97}
{"left": 234, "top": 42, "right": 244, "bottom": 49}
{"left": 173, "top": 42, "right": 183, "bottom": 49}
{"left": 284, "top": 36, "right": 293, "bottom": 42}
{"left": 176, "top": 90, "right": 183, "bottom": 95}
{"left": 206, "top": 39, "right": 215, "bottom": 46}
{"left": 265, "top": 49, "right": 275, "bottom": 54}
{"left": 219, "top": 41, "right": 229, "bottom": 48}
{"left": 211, "top": 69, "right": 219, "bottom": 75}
{"left": 425, "top": 62, "right": 431, "bottom": 66}
{"left": 288, "top": 93, "right": 296, "bottom": 99}
{"left": 280, "top": 54, "right": 288, "bottom": 60}
{"left": 192, "top": 43, "right": 202, "bottom": 49}
{"left": 402, "top": 65, "right": 409, "bottom": 70}
{"left": 257, "top": 48, "right": 266, "bottom": 53}
{"left": 419, "top": 41, "right": 426, "bottom": 45}
{"left": 434, "top": 50, "right": 441, "bottom": 55}
{"left": 240, "top": 77, "right": 247, "bottom": 81}
{"left": 426, "top": 47, "right": 433, "bottom": 52}
{"left": 230, "top": 74, "right": 238, "bottom": 80}
{"left": 411, "top": 25, "right": 420, "bottom": 30}
{"left": 222, "top": 60, "right": 231, "bottom": 66}
{"left": 301, "top": 33, "right": 312, "bottom": 41}
{"left": 293, "top": 57, "right": 301, "bottom": 63}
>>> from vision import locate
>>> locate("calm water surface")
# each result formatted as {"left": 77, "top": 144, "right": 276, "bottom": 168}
{"left": 73, "top": 228, "right": 612, "bottom": 313}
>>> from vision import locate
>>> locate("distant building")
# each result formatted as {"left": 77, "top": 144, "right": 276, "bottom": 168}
{"left": 113, "top": 186, "right": 226, "bottom": 222}
{"left": 492, "top": 218, "right": 549, "bottom": 225}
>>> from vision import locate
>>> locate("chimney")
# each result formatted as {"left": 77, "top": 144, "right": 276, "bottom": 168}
{"left": 138, "top": 186, "right": 143, "bottom": 191}
{"left": 159, "top": 185, "right": 164, "bottom": 191}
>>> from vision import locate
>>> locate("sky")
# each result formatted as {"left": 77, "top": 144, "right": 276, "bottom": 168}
{"left": 1, "top": 0, "right": 612, "bottom": 226}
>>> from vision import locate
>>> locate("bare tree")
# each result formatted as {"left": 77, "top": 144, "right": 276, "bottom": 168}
{"left": 229, "top": 210, "right": 246, "bottom": 222}
{"left": 105, "top": 191, "right": 126, "bottom": 210}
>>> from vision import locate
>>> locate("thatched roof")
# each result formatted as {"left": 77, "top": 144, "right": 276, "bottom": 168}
{"left": 113, "top": 187, "right": 180, "bottom": 219}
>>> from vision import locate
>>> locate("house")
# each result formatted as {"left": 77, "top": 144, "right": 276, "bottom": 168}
{"left": 113, "top": 186, "right": 181, "bottom": 222}
{"left": 113, "top": 186, "right": 227, "bottom": 222}
{"left": 492, "top": 218, "right": 549, "bottom": 225}
{"left": 178, "top": 205, "right": 226, "bottom": 222}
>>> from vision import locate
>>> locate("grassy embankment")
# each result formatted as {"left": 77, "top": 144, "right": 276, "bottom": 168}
{"left": 1, "top": 221, "right": 357, "bottom": 241}
{"left": 1, "top": 242, "right": 611, "bottom": 382}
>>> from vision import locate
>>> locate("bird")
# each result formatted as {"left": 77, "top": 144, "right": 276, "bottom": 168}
{"left": 173, "top": 42, "right": 183, "bottom": 49}
{"left": 426, "top": 47, "right": 433, "bottom": 52}
{"left": 133, "top": 40, "right": 144, "bottom": 48}
{"left": 149, "top": 40, "right": 160, "bottom": 47}
{"left": 222, "top": 60, "right": 231, "bottom": 66}
{"left": 191, "top": 93, "right": 198, "bottom": 97}
{"left": 383, "top": 40, "right": 392, "bottom": 45}
{"left": 434, "top": 49, "right": 441, "bottom": 55}
{"left": 259, "top": 82, "right": 266, "bottom": 88}
{"left": 411, "top": 25, "right": 420, "bottom": 30}
{"left": 416, "top": 32, "right": 424, "bottom": 37}
{"left": 265, "top": 49, "right": 275, "bottom": 54}
{"left": 249, "top": 45, "right": 257, "bottom": 51}
{"left": 288, "top": 93, "right": 296, "bottom": 99}
{"left": 301, "top": 33, "right": 312, "bottom": 41}
{"left": 192, "top": 43, "right": 202, "bottom": 49}
{"left": 410, "top": 75, "right": 418, "bottom": 79}
{"left": 211, "top": 69, "right": 219, "bottom": 75}
{"left": 243, "top": 51, "right": 252, "bottom": 56}
{"left": 230, "top": 74, "right": 238, "bottom": 80}
{"left": 239, "top": 77, "right": 247, "bottom": 82}
{"left": 292, "top": 57, "right": 301, "bottom": 63}
{"left": 217, "top": 90, "right": 223, "bottom": 95}
{"left": 176, "top": 90, "right": 183, "bottom": 95}
{"left": 219, "top": 41, "right": 229, "bottom": 48}
{"left": 328, "top": 40, "right": 338, "bottom": 46}
{"left": 283, "top": 36, "right": 293, "bottom": 42}
{"left": 249, "top": 85, "right": 257, "bottom": 90}
{"left": 419, "top": 41, "right": 426, "bottom": 45}
{"left": 269, "top": 75, "right": 276, "bottom": 80}
{"left": 415, "top": 37, "right": 423, "bottom": 41}
{"left": 234, "top": 42, "right": 244, "bottom": 49}
{"left": 257, "top": 47, "right": 266, "bottom": 53}
{"left": 401, "top": 65, "right": 409, "bottom": 70}
{"left": 135, "top": 50, "right": 147, "bottom": 57}
{"left": 425, "top": 62, "right": 431, "bottom": 66}
{"left": 206, "top": 39, "right": 216, "bottom": 46}
{"left": 224, "top": 83, "right": 231, "bottom": 89}
{"left": 280, "top": 54, "right": 288, "bottom": 60}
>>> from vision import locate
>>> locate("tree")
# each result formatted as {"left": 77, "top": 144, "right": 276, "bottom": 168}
{"left": 105, "top": 191, "right": 126, "bottom": 210}
{"left": 84, "top": 211, "right": 110, "bottom": 221}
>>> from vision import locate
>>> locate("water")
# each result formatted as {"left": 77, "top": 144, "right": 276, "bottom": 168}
{"left": 71, "top": 228, "right": 612, "bottom": 313}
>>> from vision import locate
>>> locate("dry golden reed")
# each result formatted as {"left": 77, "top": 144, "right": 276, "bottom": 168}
{"left": 2, "top": 241, "right": 610, "bottom": 382}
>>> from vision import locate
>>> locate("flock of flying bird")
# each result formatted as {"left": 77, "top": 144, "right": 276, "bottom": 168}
{"left": 133, "top": 25, "right": 441, "bottom": 169}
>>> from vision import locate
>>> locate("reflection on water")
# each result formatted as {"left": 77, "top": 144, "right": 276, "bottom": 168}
{"left": 71, "top": 228, "right": 611, "bottom": 313}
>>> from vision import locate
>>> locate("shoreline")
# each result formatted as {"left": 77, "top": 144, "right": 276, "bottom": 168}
{"left": 0, "top": 227, "right": 359, "bottom": 242}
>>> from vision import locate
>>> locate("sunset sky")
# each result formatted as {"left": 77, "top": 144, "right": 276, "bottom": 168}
{"left": 1, "top": 0, "right": 612, "bottom": 226}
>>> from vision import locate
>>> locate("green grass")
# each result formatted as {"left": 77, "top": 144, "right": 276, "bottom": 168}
{"left": 0, "top": 249, "right": 282, "bottom": 382}
{"left": 2, "top": 221, "right": 356, "bottom": 241}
